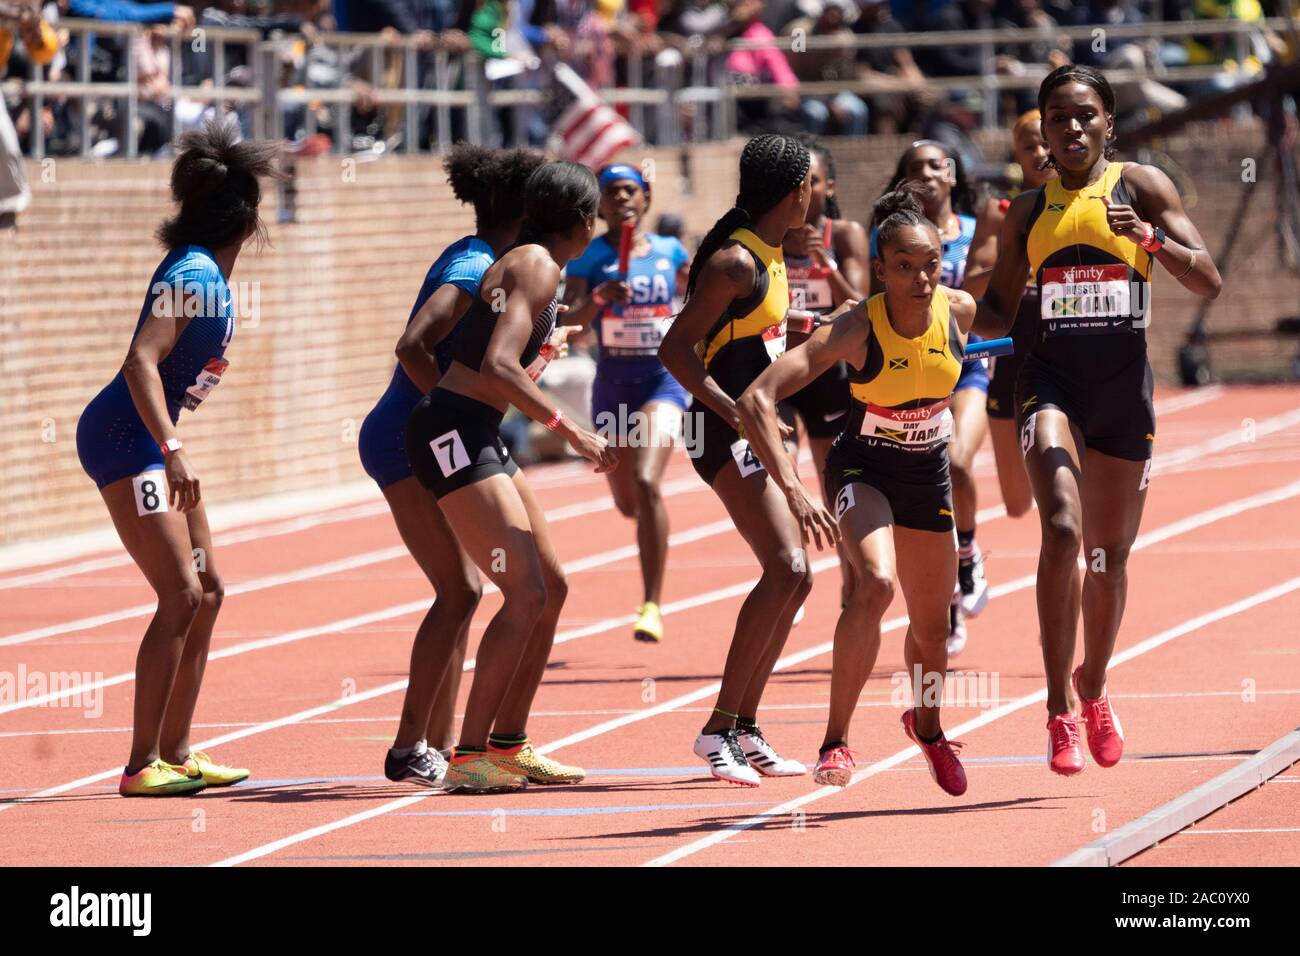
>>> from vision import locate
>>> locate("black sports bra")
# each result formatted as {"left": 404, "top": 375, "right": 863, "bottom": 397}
{"left": 453, "top": 292, "right": 559, "bottom": 372}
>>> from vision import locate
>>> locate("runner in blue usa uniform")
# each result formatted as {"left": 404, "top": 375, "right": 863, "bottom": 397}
{"left": 564, "top": 163, "right": 691, "bottom": 644}
{"left": 75, "top": 121, "right": 279, "bottom": 798}
{"left": 870, "top": 140, "right": 987, "bottom": 656}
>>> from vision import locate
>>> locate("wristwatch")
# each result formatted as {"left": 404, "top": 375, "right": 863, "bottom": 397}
{"left": 160, "top": 438, "right": 183, "bottom": 456}
{"left": 1140, "top": 224, "right": 1166, "bottom": 253}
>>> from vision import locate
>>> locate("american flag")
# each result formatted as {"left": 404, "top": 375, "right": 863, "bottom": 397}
{"left": 550, "top": 62, "right": 640, "bottom": 170}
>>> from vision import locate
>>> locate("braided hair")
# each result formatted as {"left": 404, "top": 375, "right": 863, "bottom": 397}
{"left": 872, "top": 183, "right": 937, "bottom": 255}
{"left": 1037, "top": 64, "right": 1117, "bottom": 170}
{"left": 685, "top": 133, "right": 811, "bottom": 300}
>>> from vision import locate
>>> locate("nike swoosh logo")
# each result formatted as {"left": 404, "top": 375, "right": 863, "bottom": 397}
{"left": 822, "top": 410, "right": 847, "bottom": 422}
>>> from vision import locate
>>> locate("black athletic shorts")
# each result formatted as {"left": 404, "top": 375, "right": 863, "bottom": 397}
{"left": 1015, "top": 352, "right": 1155, "bottom": 462}
{"left": 987, "top": 289, "right": 1038, "bottom": 420}
{"left": 687, "top": 398, "right": 769, "bottom": 487}
{"left": 784, "top": 360, "right": 851, "bottom": 438}
{"left": 405, "top": 388, "right": 519, "bottom": 499}
{"left": 823, "top": 435, "right": 955, "bottom": 534}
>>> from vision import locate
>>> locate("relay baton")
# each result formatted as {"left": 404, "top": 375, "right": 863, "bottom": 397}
{"left": 963, "top": 337, "right": 1013, "bottom": 362}
{"left": 614, "top": 218, "right": 634, "bottom": 318}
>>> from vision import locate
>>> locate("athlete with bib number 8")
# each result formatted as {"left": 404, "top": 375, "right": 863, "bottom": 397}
{"left": 74, "top": 120, "right": 281, "bottom": 797}
{"left": 739, "top": 184, "right": 977, "bottom": 798}
{"left": 973, "top": 65, "right": 1222, "bottom": 776}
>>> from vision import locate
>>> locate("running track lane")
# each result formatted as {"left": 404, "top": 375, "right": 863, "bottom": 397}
{"left": 0, "top": 387, "right": 1297, "bottom": 866}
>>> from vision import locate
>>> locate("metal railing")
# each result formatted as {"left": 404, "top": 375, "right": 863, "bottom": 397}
{"left": 1, "top": 15, "right": 1291, "bottom": 160}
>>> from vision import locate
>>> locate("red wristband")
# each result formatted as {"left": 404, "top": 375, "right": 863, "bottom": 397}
{"left": 590, "top": 289, "right": 608, "bottom": 307}
{"left": 788, "top": 309, "right": 816, "bottom": 336}
{"left": 545, "top": 409, "right": 564, "bottom": 431}
{"left": 1138, "top": 222, "right": 1158, "bottom": 251}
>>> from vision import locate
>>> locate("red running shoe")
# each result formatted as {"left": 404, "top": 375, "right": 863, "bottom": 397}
{"left": 1073, "top": 666, "right": 1125, "bottom": 768}
{"left": 1046, "top": 714, "right": 1085, "bottom": 776}
{"left": 813, "top": 745, "right": 855, "bottom": 788}
{"left": 901, "top": 709, "right": 967, "bottom": 796}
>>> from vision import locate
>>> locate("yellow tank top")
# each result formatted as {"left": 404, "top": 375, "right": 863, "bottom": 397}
{"left": 697, "top": 227, "right": 789, "bottom": 396}
{"left": 1026, "top": 161, "right": 1152, "bottom": 333}
{"left": 845, "top": 289, "right": 963, "bottom": 453}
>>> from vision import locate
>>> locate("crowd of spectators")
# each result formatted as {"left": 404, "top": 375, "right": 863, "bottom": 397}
{"left": 0, "top": 0, "right": 1292, "bottom": 204}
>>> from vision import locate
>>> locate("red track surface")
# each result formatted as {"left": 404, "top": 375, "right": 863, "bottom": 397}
{"left": 1, "top": 385, "right": 1298, "bottom": 867}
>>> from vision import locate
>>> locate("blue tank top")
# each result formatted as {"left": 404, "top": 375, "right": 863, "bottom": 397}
{"left": 566, "top": 231, "right": 690, "bottom": 381}
{"left": 104, "top": 245, "right": 235, "bottom": 424}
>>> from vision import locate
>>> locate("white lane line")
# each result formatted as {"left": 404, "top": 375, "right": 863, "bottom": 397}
{"left": 199, "top": 480, "right": 1300, "bottom": 865}
{"left": 1054, "top": 727, "right": 1300, "bottom": 865}
{"left": 1183, "top": 827, "right": 1300, "bottom": 834}
{"left": 0, "top": 474, "right": 711, "bottom": 648}
{"left": 643, "top": 575, "right": 1300, "bottom": 868}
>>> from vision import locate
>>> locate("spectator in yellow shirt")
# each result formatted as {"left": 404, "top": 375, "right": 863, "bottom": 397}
{"left": 1, "top": 0, "right": 60, "bottom": 226}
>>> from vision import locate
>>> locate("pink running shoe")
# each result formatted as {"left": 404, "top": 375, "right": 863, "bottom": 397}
{"left": 901, "top": 709, "right": 968, "bottom": 796}
{"left": 1046, "top": 714, "right": 1086, "bottom": 776}
{"left": 1073, "top": 666, "right": 1125, "bottom": 768}
{"left": 813, "top": 745, "right": 855, "bottom": 788}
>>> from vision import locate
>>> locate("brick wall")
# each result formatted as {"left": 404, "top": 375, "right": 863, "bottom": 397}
{"left": 0, "top": 125, "right": 1285, "bottom": 547}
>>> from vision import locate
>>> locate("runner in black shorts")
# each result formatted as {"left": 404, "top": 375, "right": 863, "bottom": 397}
{"left": 738, "top": 184, "right": 976, "bottom": 798}
{"left": 660, "top": 134, "right": 815, "bottom": 787}
{"left": 404, "top": 161, "right": 617, "bottom": 793}
{"left": 964, "top": 109, "right": 1055, "bottom": 521}
{"left": 974, "top": 65, "right": 1221, "bottom": 777}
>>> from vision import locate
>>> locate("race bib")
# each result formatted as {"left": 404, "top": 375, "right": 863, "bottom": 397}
{"left": 600, "top": 306, "right": 671, "bottom": 355}
{"left": 761, "top": 321, "right": 786, "bottom": 364}
{"left": 182, "top": 358, "right": 229, "bottom": 411}
{"left": 1041, "top": 264, "right": 1132, "bottom": 335}
{"left": 858, "top": 400, "right": 952, "bottom": 452}
{"left": 788, "top": 274, "right": 834, "bottom": 312}
{"left": 834, "top": 483, "right": 855, "bottom": 519}
{"left": 430, "top": 429, "right": 470, "bottom": 477}
{"left": 729, "top": 438, "right": 764, "bottom": 477}
{"left": 133, "top": 470, "right": 168, "bottom": 517}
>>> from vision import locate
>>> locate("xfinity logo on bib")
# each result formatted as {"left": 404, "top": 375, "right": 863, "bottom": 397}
{"left": 49, "top": 886, "right": 151, "bottom": 936}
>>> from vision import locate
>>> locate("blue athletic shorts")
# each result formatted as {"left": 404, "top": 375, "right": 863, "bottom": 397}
{"left": 77, "top": 379, "right": 167, "bottom": 490}
{"left": 358, "top": 375, "right": 423, "bottom": 489}
{"left": 591, "top": 366, "right": 690, "bottom": 438}
{"left": 956, "top": 355, "right": 990, "bottom": 394}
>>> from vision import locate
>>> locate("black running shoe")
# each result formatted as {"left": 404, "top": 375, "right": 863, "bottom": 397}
{"left": 384, "top": 746, "right": 448, "bottom": 788}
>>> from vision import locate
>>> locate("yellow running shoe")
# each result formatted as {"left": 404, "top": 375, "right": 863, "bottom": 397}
{"left": 119, "top": 759, "right": 208, "bottom": 797}
{"left": 442, "top": 752, "right": 527, "bottom": 793}
{"left": 487, "top": 739, "right": 585, "bottom": 785}
{"left": 633, "top": 601, "right": 663, "bottom": 643}
{"left": 170, "top": 750, "right": 249, "bottom": 787}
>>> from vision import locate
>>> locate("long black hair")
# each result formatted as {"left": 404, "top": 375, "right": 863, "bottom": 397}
{"left": 515, "top": 160, "right": 599, "bottom": 247}
{"left": 799, "top": 134, "right": 841, "bottom": 221}
{"left": 156, "top": 118, "right": 282, "bottom": 251}
{"left": 872, "top": 183, "right": 936, "bottom": 255}
{"left": 685, "top": 133, "right": 811, "bottom": 300}
{"left": 882, "top": 140, "right": 976, "bottom": 218}
{"left": 1037, "top": 63, "right": 1117, "bottom": 169}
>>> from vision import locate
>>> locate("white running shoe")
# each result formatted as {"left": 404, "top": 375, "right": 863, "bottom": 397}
{"left": 792, "top": 603, "right": 806, "bottom": 627}
{"left": 737, "top": 725, "right": 807, "bottom": 777}
{"left": 947, "top": 600, "right": 968, "bottom": 658}
{"left": 958, "top": 544, "right": 989, "bottom": 617}
{"left": 694, "top": 729, "right": 761, "bottom": 787}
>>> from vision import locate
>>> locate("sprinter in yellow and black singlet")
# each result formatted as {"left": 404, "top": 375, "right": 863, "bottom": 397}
{"left": 974, "top": 65, "right": 1222, "bottom": 778}
{"left": 660, "top": 134, "right": 816, "bottom": 788}
{"left": 738, "top": 184, "right": 978, "bottom": 799}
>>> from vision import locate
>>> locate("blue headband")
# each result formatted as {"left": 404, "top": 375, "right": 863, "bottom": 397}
{"left": 598, "top": 164, "right": 647, "bottom": 191}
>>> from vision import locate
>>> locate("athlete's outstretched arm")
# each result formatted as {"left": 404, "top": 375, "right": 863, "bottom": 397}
{"left": 737, "top": 302, "right": 867, "bottom": 550}
{"left": 480, "top": 250, "right": 616, "bottom": 472}
{"left": 972, "top": 190, "right": 1034, "bottom": 338}
{"left": 962, "top": 196, "right": 1007, "bottom": 298}
{"left": 395, "top": 284, "right": 474, "bottom": 394}
{"left": 658, "top": 244, "right": 754, "bottom": 427}
{"left": 831, "top": 220, "right": 869, "bottom": 303}
{"left": 1113, "top": 164, "right": 1222, "bottom": 300}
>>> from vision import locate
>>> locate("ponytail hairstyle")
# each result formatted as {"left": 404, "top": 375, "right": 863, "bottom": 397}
{"left": 872, "top": 182, "right": 937, "bottom": 255}
{"left": 799, "top": 133, "right": 841, "bottom": 221}
{"left": 877, "top": 139, "right": 976, "bottom": 233}
{"left": 514, "top": 160, "right": 599, "bottom": 248}
{"left": 1036, "top": 64, "right": 1116, "bottom": 170}
{"left": 156, "top": 117, "right": 283, "bottom": 251}
{"left": 685, "top": 133, "right": 811, "bottom": 300}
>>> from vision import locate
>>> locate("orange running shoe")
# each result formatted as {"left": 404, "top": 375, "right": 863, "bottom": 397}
{"left": 1046, "top": 714, "right": 1086, "bottom": 776}
{"left": 1073, "top": 666, "right": 1125, "bottom": 768}
{"left": 901, "top": 709, "right": 967, "bottom": 796}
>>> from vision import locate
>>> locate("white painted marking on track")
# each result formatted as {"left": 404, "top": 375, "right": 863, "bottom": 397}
{"left": 1184, "top": 827, "right": 1300, "bottom": 834}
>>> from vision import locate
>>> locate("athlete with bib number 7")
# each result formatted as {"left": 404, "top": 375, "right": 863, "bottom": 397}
{"left": 74, "top": 120, "right": 281, "bottom": 797}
